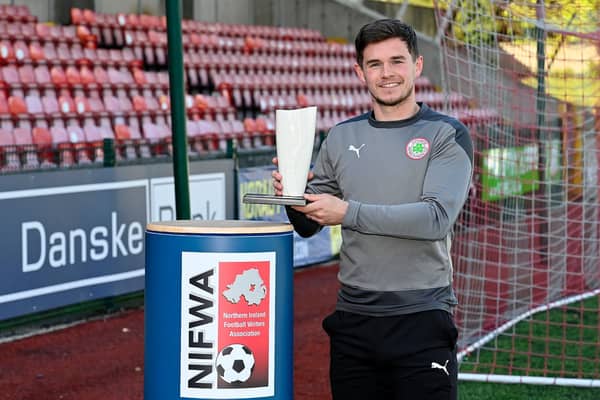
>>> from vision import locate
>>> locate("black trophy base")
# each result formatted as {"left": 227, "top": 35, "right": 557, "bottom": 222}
{"left": 243, "top": 193, "right": 307, "bottom": 206}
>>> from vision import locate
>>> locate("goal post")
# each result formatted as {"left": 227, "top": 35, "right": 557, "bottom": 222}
{"left": 433, "top": 0, "right": 600, "bottom": 386}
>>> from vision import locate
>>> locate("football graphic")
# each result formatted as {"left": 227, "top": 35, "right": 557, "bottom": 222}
{"left": 215, "top": 344, "right": 256, "bottom": 384}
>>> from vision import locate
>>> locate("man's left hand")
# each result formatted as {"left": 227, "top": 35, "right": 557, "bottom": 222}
{"left": 292, "top": 193, "right": 348, "bottom": 226}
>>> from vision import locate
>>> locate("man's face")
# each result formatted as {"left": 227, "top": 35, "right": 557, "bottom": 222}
{"left": 354, "top": 38, "right": 423, "bottom": 108}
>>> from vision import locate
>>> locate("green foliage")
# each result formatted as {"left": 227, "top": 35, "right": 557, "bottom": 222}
{"left": 439, "top": 0, "right": 500, "bottom": 45}
{"left": 443, "top": 0, "right": 600, "bottom": 45}
{"left": 587, "top": 60, "right": 600, "bottom": 80}
{"left": 508, "top": 0, "right": 600, "bottom": 34}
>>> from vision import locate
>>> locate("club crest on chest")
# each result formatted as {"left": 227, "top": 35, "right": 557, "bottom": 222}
{"left": 406, "top": 138, "right": 430, "bottom": 160}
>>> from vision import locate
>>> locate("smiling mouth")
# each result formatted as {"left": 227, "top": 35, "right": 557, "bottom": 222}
{"left": 378, "top": 82, "right": 401, "bottom": 88}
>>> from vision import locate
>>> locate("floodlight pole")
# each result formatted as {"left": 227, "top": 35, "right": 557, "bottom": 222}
{"left": 165, "top": 0, "right": 191, "bottom": 220}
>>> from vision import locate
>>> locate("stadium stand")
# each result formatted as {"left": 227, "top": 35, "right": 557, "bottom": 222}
{"left": 0, "top": 5, "right": 495, "bottom": 173}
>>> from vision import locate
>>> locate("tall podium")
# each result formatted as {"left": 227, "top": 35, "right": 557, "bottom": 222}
{"left": 145, "top": 220, "right": 294, "bottom": 400}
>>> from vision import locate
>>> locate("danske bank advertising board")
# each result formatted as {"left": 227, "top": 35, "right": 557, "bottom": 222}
{"left": 0, "top": 180, "right": 149, "bottom": 320}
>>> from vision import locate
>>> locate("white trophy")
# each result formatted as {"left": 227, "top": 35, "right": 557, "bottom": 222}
{"left": 243, "top": 106, "right": 317, "bottom": 206}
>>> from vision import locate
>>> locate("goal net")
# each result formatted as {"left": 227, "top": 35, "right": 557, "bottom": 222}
{"left": 434, "top": 0, "right": 600, "bottom": 386}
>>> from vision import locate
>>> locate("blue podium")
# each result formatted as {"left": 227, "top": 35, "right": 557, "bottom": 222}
{"left": 145, "top": 220, "right": 294, "bottom": 400}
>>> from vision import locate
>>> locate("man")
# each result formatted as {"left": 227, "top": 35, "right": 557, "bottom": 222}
{"left": 273, "top": 19, "right": 472, "bottom": 399}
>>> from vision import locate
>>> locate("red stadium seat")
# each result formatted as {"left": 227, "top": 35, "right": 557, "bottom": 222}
{"left": 0, "top": 128, "right": 20, "bottom": 172}
{"left": 57, "top": 95, "right": 75, "bottom": 114}
{"left": 117, "top": 94, "right": 133, "bottom": 114}
{"left": 70, "top": 44, "right": 85, "bottom": 62}
{"left": 0, "top": 40, "right": 15, "bottom": 64}
{"left": 132, "top": 68, "right": 148, "bottom": 87}
{"left": 13, "top": 126, "right": 39, "bottom": 170}
{"left": 254, "top": 116, "right": 275, "bottom": 147}
{"left": 6, "top": 22, "right": 24, "bottom": 41}
{"left": 110, "top": 49, "right": 127, "bottom": 66}
{"left": 96, "top": 48, "right": 113, "bottom": 67}
{"left": 76, "top": 24, "right": 93, "bottom": 43}
{"left": 157, "top": 70, "right": 170, "bottom": 86}
{"left": 70, "top": 8, "right": 83, "bottom": 25}
{"left": 126, "top": 13, "right": 140, "bottom": 29}
{"left": 50, "top": 66, "right": 68, "bottom": 87}
{"left": 114, "top": 123, "right": 137, "bottom": 160}
{"left": 28, "top": 41, "right": 45, "bottom": 63}
{"left": 73, "top": 96, "right": 91, "bottom": 115}
{"left": 0, "top": 91, "right": 10, "bottom": 115}
{"left": 122, "top": 47, "right": 140, "bottom": 68}
{"left": 112, "top": 28, "right": 124, "bottom": 48}
{"left": 11, "top": 5, "right": 36, "bottom": 23}
{"left": 93, "top": 66, "right": 109, "bottom": 86}
{"left": 191, "top": 120, "right": 219, "bottom": 153}
{"left": 48, "top": 126, "right": 75, "bottom": 167}
{"left": 82, "top": 48, "right": 98, "bottom": 65}
{"left": 82, "top": 122, "right": 106, "bottom": 163}
{"left": 142, "top": 91, "right": 160, "bottom": 113}
{"left": 143, "top": 45, "right": 155, "bottom": 67}
{"left": 63, "top": 25, "right": 78, "bottom": 44}
{"left": 50, "top": 125, "right": 69, "bottom": 144}
{"left": 132, "top": 95, "right": 148, "bottom": 114}
{"left": 2, "top": 65, "right": 20, "bottom": 87}
{"left": 8, "top": 95, "right": 27, "bottom": 115}
{"left": 82, "top": 9, "right": 96, "bottom": 24}
{"left": 114, "top": 124, "right": 130, "bottom": 141}
{"left": 119, "top": 123, "right": 144, "bottom": 160}
{"left": 103, "top": 94, "right": 122, "bottom": 115}
{"left": 35, "top": 22, "right": 51, "bottom": 39}
{"left": 41, "top": 92, "right": 60, "bottom": 116}
{"left": 65, "top": 65, "right": 82, "bottom": 87}
{"left": 25, "top": 94, "right": 43, "bottom": 115}
{"left": 12, "top": 40, "right": 29, "bottom": 62}
{"left": 0, "top": 117, "right": 14, "bottom": 132}
{"left": 142, "top": 120, "right": 160, "bottom": 143}
{"left": 32, "top": 126, "right": 56, "bottom": 168}
{"left": 18, "top": 64, "right": 35, "bottom": 88}
{"left": 56, "top": 43, "right": 72, "bottom": 64}
{"left": 101, "top": 27, "right": 114, "bottom": 47}
{"left": 41, "top": 42, "right": 58, "bottom": 64}
{"left": 107, "top": 66, "right": 125, "bottom": 88}
{"left": 64, "top": 124, "right": 92, "bottom": 164}
{"left": 126, "top": 118, "right": 143, "bottom": 141}
{"left": 78, "top": 65, "right": 95, "bottom": 87}
{"left": 33, "top": 65, "right": 52, "bottom": 88}
{"left": 87, "top": 96, "right": 106, "bottom": 116}
{"left": 158, "top": 95, "right": 170, "bottom": 112}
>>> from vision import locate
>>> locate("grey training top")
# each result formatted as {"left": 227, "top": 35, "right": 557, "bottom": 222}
{"left": 286, "top": 103, "right": 473, "bottom": 316}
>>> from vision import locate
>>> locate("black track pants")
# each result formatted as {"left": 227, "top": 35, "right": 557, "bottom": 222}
{"left": 322, "top": 309, "right": 458, "bottom": 400}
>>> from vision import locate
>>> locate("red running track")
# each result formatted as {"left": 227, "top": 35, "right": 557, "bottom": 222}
{"left": 0, "top": 263, "right": 339, "bottom": 400}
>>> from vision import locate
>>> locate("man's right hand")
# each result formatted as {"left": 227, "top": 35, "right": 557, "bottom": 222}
{"left": 272, "top": 157, "right": 284, "bottom": 196}
{"left": 271, "top": 157, "right": 314, "bottom": 196}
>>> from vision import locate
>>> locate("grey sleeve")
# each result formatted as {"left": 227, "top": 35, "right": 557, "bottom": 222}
{"left": 306, "top": 137, "right": 342, "bottom": 198}
{"left": 342, "top": 127, "right": 473, "bottom": 240}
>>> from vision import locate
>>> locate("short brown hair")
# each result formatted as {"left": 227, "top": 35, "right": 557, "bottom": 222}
{"left": 355, "top": 19, "right": 419, "bottom": 66}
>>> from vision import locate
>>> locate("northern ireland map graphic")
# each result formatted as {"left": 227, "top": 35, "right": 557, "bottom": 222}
{"left": 222, "top": 268, "right": 267, "bottom": 306}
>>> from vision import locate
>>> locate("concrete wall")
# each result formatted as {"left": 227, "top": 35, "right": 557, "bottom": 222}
{"left": 265, "top": 0, "right": 373, "bottom": 36}
{"left": 193, "top": 0, "right": 256, "bottom": 24}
